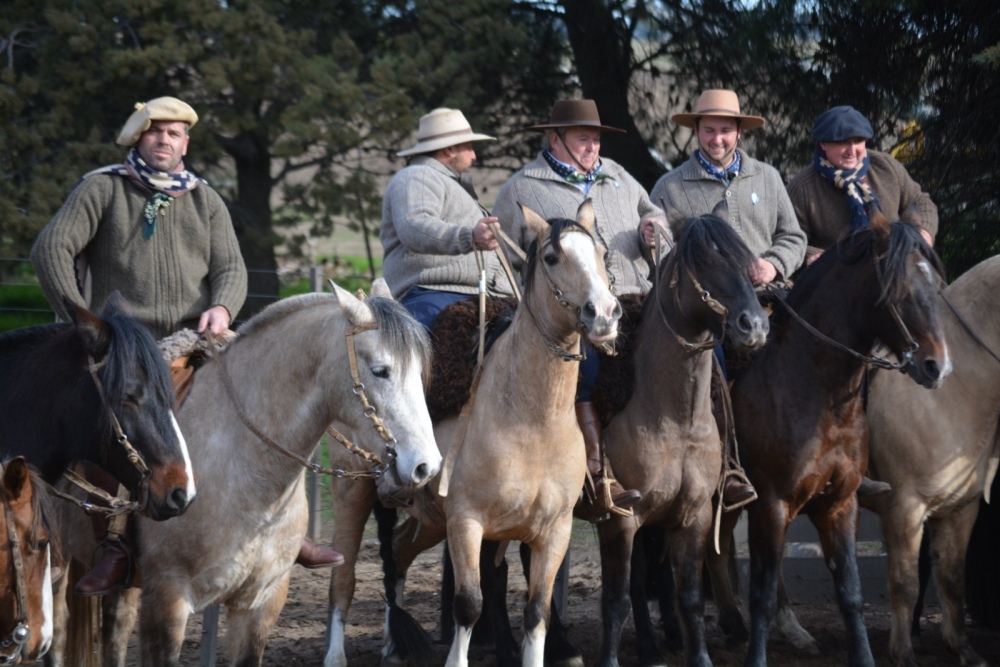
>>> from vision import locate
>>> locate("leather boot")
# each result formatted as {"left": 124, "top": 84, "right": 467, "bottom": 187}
{"left": 295, "top": 537, "right": 345, "bottom": 569}
{"left": 857, "top": 477, "right": 892, "bottom": 497}
{"left": 710, "top": 357, "right": 757, "bottom": 510}
{"left": 576, "top": 401, "right": 641, "bottom": 521}
{"left": 74, "top": 507, "right": 135, "bottom": 596}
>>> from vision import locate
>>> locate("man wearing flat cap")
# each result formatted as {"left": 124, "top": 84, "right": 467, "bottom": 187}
{"left": 31, "top": 96, "right": 340, "bottom": 596}
{"left": 787, "top": 105, "right": 937, "bottom": 267}
{"left": 650, "top": 89, "right": 806, "bottom": 287}
{"left": 381, "top": 107, "right": 515, "bottom": 328}
{"left": 494, "top": 98, "right": 668, "bottom": 519}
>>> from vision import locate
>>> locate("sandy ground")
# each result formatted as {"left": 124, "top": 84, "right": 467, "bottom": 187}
{"left": 114, "top": 514, "right": 999, "bottom": 667}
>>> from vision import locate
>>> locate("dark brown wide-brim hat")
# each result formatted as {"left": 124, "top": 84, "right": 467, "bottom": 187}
{"left": 528, "top": 99, "right": 625, "bottom": 133}
{"left": 672, "top": 89, "right": 765, "bottom": 130}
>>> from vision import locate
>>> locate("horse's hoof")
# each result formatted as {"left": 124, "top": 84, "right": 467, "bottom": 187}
{"left": 718, "top": 607, "right": 749, "bottom": 644}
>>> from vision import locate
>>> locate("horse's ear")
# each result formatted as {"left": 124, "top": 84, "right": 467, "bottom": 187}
{"left": 870, "top": 208, "right": 891, "bottom": 247}
{"left": 899, "top": 202, "right": 922, "bottom": 228}
{"left": 369, "top": 277, "right": 392, "bottom": 299}
{"left": 575, "top": 199, "right": 596, "bottom": 233}
{"left": 520, "top": 203, "right": 550, "bottom": 242}
{"left": 67, "top": 298, "right": 111, "bottom": 359}
{"left": 710, "top": 200, "right": 729, "bottom": 220}
{"left": 2, "top": 456, "right": 30, "bottom": 502}
{"left": 101, "top": 290, "right": 133, "bottom": 317}
{"left": 665, "top": 205, "right": 689, "bottom": 242}
{"left": 330, "top": 280, "right": 375, "bottom": 326}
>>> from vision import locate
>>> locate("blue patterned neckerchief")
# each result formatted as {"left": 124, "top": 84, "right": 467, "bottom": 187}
{"left": 543, "top": 150, "right": 614, "bottom": 194}
{"left": 813, "top": 147, "right": 881, "bottom": 230}
{"left": 695, "top": 149, "right": 741, "bottom": 184}
{"left": 85, "top": 149, "right": 207, "bottom": 239}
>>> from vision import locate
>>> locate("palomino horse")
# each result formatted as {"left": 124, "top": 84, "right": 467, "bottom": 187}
{"left": 51, "top": 282, "right": 441, "bottom": 667}
{"left": 864, "top": 253, "right": 1000, "bottom": 667}
{"left": 593, "top": 210, "right": 768, "bottom": 667}
{"left": 731, "top": 213, "right": 950, "bottom": 667}
{"left": 324, "top": 200, "right": 621, "bottom": 667}
{"left": 0, "top": 457, "right": 56, "bottom": 665}
{"left": 0, "top": 292, "right": 194, "bottom": 521}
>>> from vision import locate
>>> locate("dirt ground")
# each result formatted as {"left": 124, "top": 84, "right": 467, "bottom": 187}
{"left": 119, "top": 516, "right": 1000, "bottom": 667}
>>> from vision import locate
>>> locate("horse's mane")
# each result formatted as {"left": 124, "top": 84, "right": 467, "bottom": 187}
{"left": 521, "top": 218, "right": 594, "bottom": 304}
{"left": 236, "top": 292, "right": 432, "bottom": 382}
{"left": 99, "top": 307, "right": 175, "bottom": 428}
{"left": 782, "top": 220, "right": 944, "bottom": 321}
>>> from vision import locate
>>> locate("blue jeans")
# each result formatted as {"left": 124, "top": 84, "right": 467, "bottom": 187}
{"left": 399, "top": 286, "right": 474, "bottom": 330}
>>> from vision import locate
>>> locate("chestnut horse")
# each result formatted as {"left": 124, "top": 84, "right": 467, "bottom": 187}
{"left": 49, "top": 282, "right": 441, "bottom": 667}
{"left": 323, "top": 201, "right": 621, "bottom": 667}
{"left": 733, "top": 213, "right": 950, "bottom": 667}
{"left": 0, "top": 457, "right": 56, "bottom": 665}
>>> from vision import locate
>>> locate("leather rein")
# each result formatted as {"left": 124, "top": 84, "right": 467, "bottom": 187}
{"left": 0, "top": 462, "right": 31, "bottom": 665}
{"left": 211, "top": 323, "right": 399, "bottom": 481}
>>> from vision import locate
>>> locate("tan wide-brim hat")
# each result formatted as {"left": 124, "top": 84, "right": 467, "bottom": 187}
{"left": 528, "top": 99, "right": 625, "bottom": 133}
{"left": 397, "top": 108, "right": 496, "bottom": 157}
{"left": 116, "top": 97, "right": 199, "bottom": 147}
{"left": 672, "top": 89, "right": 765, "bottom": 130}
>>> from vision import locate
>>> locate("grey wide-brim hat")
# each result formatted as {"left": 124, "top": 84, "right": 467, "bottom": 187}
{"left": 528, "top": 99, "right": 625, "bottom": 133}
{"left": 812, "top": 105, "right": 874, "bottom": 142}
{"left": 397, "top": 108, "right": 496, "bottom": 157}
{"left": 116, "top": 97, "right": 198, "bottom": 147}
{"left": 672, "top": 89, "right": 765, "bottom": 130}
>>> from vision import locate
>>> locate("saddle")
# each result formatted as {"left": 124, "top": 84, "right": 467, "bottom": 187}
{"left": 158, "top": 329, "right": 236, "bottom": 405}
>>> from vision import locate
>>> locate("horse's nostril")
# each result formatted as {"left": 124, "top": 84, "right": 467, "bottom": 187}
{"left": 584, "top": 301, "right": 596, "bottom": 317}
{"left": 923, "top": 359, "right": 941, "bottom": 380}
{"left": 412, "top": 463, "right": 429, "bottom": 484}
{"left": 167, "top": 487, "right": 190, "bottom": 511}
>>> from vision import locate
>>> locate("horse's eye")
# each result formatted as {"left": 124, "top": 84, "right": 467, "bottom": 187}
{"left": 543, "top": 253, "right": 559, "bottom": 266}
{"left": 371, "top": 366, "right": 390, "bottom": 380}
{"left": 34, "top": 539, "right": 48, "bottom": 551}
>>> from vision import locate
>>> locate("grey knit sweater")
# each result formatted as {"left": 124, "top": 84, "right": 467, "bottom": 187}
{"left": 31, "top": 174, "right": 247, "bottom": 339}
{"left": 786, "top": 150, "right": 939, "bottom": 261}
{"left": 493, "top": 154, "right": 666, "bottom": 296}
{"left": 650, "top": 149, "right": 806, "bottom": 279}
{"left": 380, "top": 156, "right": 515, "bottom": 300}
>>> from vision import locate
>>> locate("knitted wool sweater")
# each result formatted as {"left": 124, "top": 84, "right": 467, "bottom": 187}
{"left": 31, "top": 174, "right": 247, "bottom": 339}
{"left": 380, "top": 156, "right": 515, "bottom": 300}
{"left": 650, "top": 149, "right": 806, "bottom": 279}
{"left": 786, "top": 150, "right": 939, "bottom": 261}
{"left": 493, "top": 153, "right": 666, "bottom": 296}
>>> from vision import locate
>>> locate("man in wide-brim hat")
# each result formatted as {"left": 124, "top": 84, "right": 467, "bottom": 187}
{"left": 494, "top": 98, "right": 668, "bottom": 519}
{"left": 650, "top": 89, "right": 807, "bottom": 508}
{"left": 381, "top": 108, "right": 516, "bottom": 329}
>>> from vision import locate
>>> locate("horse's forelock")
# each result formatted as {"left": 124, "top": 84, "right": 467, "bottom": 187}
{"left": 98, "top": 312, "right": 174, "bottom": 420}
{"left": 878, "top": 221, "right": 945, "bottom": 304}
{"left": 0, "top": 460, "right": 57, "bottom": 554}
{"left": 364, "top": 297, "right": 433, "bottom": 384}
{"left": 522, "top": 218, "right": 593, "bottom": 303}
{"left": 674, "top": 214, "right": 755, "bottom": 277}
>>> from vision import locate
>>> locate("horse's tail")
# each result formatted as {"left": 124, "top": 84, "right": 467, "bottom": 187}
{"left": 374, "top": 500, "right": 434, "bottom": 665}
{"left": 64, "top": 558, "right": 103, "bottom": 667}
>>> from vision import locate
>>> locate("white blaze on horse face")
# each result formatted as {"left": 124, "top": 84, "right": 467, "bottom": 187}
{"left": 390, "top": 350, "right": 441, "bottom": 487}
{"left": 39, "top": 544, "right": 53, "bottom": 658}
{"left": 170, "top": 411, "right": 197, "bottom": 502}
{"left": 561, "top": 231, "right": 619, "bottom": 343}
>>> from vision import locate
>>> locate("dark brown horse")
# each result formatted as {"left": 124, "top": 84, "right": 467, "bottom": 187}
{"left": 734, "top": 213, "right": 949, "bottom": 667}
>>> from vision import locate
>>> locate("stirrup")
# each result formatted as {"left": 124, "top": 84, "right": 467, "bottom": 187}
{"left": 720, "top": 468, "right": 757, "bottom": 512}
{"left": 585, "top": 463, "right": 635, "bottom": 518}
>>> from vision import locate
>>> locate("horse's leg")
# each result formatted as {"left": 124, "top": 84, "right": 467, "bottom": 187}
{"left": 597, "top": 516, "right": 639, "bottom": 667}
{"left": 445, "top": 519, "right": 485, "bottom": 667}
{"left": 226, "top": 573, "right": 291, "bottom": 667}
{"left": 910, "top": 527, "right": 930, "bottom": 639}
{"left": 323, "top": 475, "right": 376, "bottom": 667}
{"left": 102, "top": 587, "right": 140, "bottom": 667}
{"left": 630, "top": 528, "right": 664, "bottom": 667}
{"left": 521, "top": 524, "right": 573, "bottom": 667}
{"left": 705, "top": 508, "right": 748, "bottom": 644}
{"left": 881, "top": 495, "right": 926, "bottom": 667}
{"left": 744, "top": 499, "right": 789, "bottom": 667}
{"left": 138, "top": 583, "right": 192, "bottom": 667}
{"left": 669, "top": 520, "right": 712, "bottom": 667}
{"left": 811, "top": 500, "right": 875, "bottom": 667}
{"left": 44, "top": 559, "right": 69, "bottom": 667}
{"left": 928, "top": 503, "right": 987, "bottom": 667}
{"left": 647, "top": 534, "right": 683, "bottom": 653}
{"left": 772, "top": 565, "right": 818, "bottom": 655}
{"left": 519, "top": 543, "right": 582, "bottom": 667}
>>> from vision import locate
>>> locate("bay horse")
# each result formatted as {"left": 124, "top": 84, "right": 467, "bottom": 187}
{"left": 0, "top": 457, "right": 56, "bottom": 665}
{"left": 51, "top": 282, "right": 441, "bottom": 667}
{"left": 732, "top": 213, "right": 950, "bottom": 667}
{"left": 323, "top": 200, "right": 621, "bottom": 667}
{"left": 864, "top": 252, "right": 1000, "bottom": 667}
{"left": 593, "top": 209, "right": 769, "bottom": 667}
{"left": 0, "top": 292, "right": 194, "bottom": 520}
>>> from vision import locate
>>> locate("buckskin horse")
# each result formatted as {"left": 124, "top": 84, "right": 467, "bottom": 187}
{"left": 324, "top": 201, "right": 621, "bottom": 667}
{"left": 50, "top": 282, "right": 441, "bottom": 667}
{"left": 0, "top": 292, "right": 194, "bottom": 521}
{"left": 0, "top": 457, "right": 56, "bottom": 665}
{"left": 731, "top": 213, "right": 950, "bottom": 667}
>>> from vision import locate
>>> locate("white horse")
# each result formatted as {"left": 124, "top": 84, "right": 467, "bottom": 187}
{"left": 50, "top": 282, "right": 440, "bottom": 667}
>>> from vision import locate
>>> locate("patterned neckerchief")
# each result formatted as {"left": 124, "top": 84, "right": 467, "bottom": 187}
{"left": 695, "top": 149, "right": 741, "bottom": 184}
{"left": 543, "top": 150, "right": 614, "bottom": 193}
{"left": 813, "top": 147, "right": 881, "bottom": 230}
